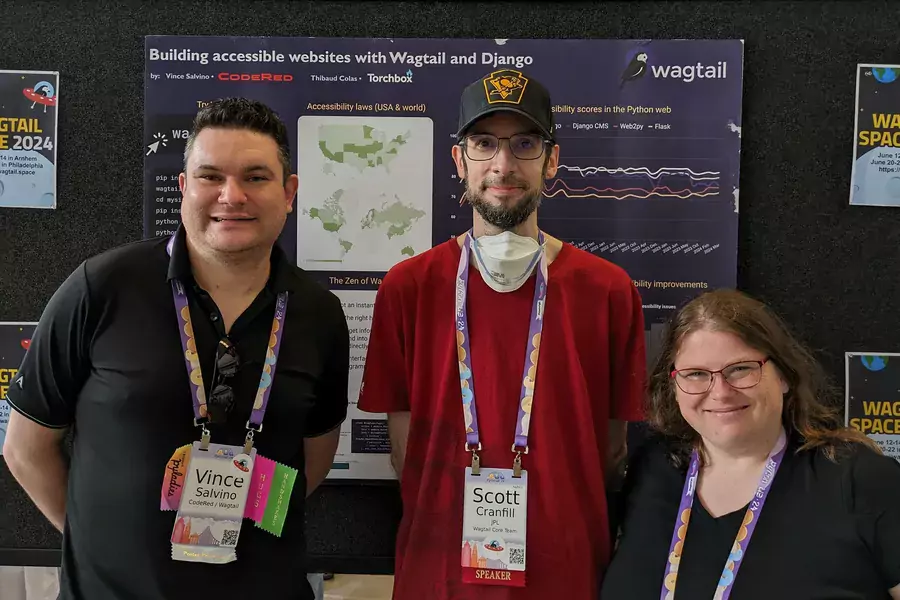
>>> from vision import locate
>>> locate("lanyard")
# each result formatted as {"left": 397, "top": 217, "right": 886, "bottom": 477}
{"left": 454, "top": 229, "right": 547, "bottom": 477}
{"left": 660, "top": 428, "right": 787, "bottom": 600}
{"left": 166, "top": 235, "right": 288, "bottom": 452}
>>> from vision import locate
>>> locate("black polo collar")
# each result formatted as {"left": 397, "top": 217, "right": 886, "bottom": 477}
{"left": 164, "top": 224, "right": 296, "bottom": 293}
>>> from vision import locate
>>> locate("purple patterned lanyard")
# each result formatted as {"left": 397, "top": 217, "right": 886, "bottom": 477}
{"left": 166, "top": 235, "right": 288, "bottom": 452}
{"left": 660, "top": 428, "right": 787, "bottom": 600}
{"left": 455, "top": 229, "right": 547, "bottom": 477}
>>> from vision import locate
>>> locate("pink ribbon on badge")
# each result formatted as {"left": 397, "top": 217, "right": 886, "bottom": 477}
{"left": 244, "top": 455, "right": 276, "bottom": 523}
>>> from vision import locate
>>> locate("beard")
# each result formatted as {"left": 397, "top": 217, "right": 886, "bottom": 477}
{"left": 462, "top": 162, "right": 545, "bottom": 231}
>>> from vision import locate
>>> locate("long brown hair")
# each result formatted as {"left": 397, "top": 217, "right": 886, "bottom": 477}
{"left": 647, "top": 289, "right": 877, "bottom": 467}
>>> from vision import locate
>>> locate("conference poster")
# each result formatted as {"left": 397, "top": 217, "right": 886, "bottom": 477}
{"left": 0, "top": 70, "right": 59, "bottom": 209}
{"left": 846, "top": 352, "right": 900, "bottom": 461}
{"left": 143, "top": 36, "right": 745, "bottom": 480}
{"left": 850, "top": 63, "right": 900, "bottom": 207}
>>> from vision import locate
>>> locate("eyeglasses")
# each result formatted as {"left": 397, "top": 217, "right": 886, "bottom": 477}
{"left": 207, "top": 338, "right": 240, "bottom": 423}
{"left": 670, "top": 358, "right": 769, "bottom": 395}
{"left": 460, "top": 133, "right": 551, "bottom": 161}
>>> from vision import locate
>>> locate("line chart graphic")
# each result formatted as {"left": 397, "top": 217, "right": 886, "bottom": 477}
{"left": 567, "top": 239, "right": 722, "bottom": 256}
{"left": 548, "top": 164, "right": 721, "bottom": 200}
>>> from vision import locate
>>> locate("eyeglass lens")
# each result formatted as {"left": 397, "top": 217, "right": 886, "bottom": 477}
{"left": 464, "top": 133, "right": 546, "bottom": 161}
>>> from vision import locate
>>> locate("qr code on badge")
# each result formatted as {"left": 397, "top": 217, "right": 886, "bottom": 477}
{"left": 221, "top": 529, "right": 239, "bottom": 547}
{"left": 509, "top": 547, "right": 525, "bottom": 565}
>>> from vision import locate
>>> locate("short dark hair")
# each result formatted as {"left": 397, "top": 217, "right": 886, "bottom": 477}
{"left": 183, "top": 97, "right": 292, "bottom": 183}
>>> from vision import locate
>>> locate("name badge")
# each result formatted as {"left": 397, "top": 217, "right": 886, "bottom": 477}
{"left": 170, "top": 442, "right": 256, "bottom": 564}
{"left": 461, "top": 467, "right": 527, "bottom": 586}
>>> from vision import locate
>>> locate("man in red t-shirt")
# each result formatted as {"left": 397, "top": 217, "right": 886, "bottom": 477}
{"left": 358, "top": 69, "right": 647, "bottom": 599}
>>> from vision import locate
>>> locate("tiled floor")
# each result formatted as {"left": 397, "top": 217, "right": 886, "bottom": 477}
{"left": 0, "top": 568, "right": 395, "bottom": 600}
{"left": 324, "top": 574, "right": 394, "bottom": 600}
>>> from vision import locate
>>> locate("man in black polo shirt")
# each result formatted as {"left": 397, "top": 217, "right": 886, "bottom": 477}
{"left": 2, "top": 98, "right": 348, "bottom": 600}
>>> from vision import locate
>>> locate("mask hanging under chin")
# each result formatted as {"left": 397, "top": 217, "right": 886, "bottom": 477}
{"left": 470, "top": 231, "right": 544, "bottom": 293}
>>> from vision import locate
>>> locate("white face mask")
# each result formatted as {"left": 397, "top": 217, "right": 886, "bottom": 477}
{"left": 470, "top": 231, "right": 543, "bottom": 293}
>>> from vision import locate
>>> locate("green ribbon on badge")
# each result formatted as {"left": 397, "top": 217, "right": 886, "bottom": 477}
{"left": 256, "top": 461, "right": 297, "bottom": 537}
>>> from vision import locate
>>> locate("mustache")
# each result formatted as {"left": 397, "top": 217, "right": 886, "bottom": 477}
{"left": 458, "top": 176, "right": 535, "bottom": 206}
{"left": 480, "top": 175, "right": 529, "bottom": 189}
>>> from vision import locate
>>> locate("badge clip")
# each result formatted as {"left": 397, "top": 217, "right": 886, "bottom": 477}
{"left": 244, "top": 420, "right": 262, "bottom": 454}
{"left": 200, "top": 424, "right": 211, "bottom": 451}
{"left": 467, "top": 442, "right": 482, "bottom": 476}
{"left": 512, "top": 444, "right": 528, "bottom": 478}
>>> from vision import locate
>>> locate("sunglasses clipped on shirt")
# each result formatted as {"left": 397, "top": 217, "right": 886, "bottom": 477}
{"left": 206, "top": 338, "right": 240, "bottom": 423}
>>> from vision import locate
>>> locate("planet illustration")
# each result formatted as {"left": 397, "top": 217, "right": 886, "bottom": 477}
{"left": 872, "top": 67, "right": 898, "bottom": 84}
{"left": 861, "top": 355, "right": 888, "bottom": 371}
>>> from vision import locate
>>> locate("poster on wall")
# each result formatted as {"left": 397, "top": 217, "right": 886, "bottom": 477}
{"left": 845, "top": 352, "right": 900, "bottom": 462}
{"left": 0, "top": 322, "right": 36, "bottom": 454}
{"left": 0, "top": 69, "right": 59, "bottom": 209}
{"left": 143, "top": 36, "right": 745, "bottom": 480}
{"left": 849, "top": 63, "right": 900, "bottom": 207}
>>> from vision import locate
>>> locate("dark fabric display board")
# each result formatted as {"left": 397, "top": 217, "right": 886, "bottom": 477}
{"left": 1, "top": 0, "right": 898, "bottom": 575}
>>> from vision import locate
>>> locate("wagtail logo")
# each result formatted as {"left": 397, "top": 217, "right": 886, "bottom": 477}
{"left": 620, "top": 52, "right": 649, "bottom": 89}
{"left": 484, "top": 70, "right": 528, "bottom": 104}
{"left": 651, "top": 61, "right": 728, "bottom": 82}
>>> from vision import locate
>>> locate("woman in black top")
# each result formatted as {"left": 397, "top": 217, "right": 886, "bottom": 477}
{"left": 600, "top": 289, "right": 900, "bottom": 600}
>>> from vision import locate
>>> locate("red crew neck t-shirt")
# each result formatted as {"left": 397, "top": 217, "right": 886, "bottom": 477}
{"left": 358, "top": 238, "right": 647, "bottom": 599}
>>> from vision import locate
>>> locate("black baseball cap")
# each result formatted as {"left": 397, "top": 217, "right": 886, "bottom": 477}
{"left": 456, "top": 69, "right": 555, "bottom": 141}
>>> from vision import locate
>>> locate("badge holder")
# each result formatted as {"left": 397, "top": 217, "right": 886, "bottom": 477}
{"left": 160, "top": 276, "right": 298, "bottom": 564}
{"left": 169, "top": 438, "right": 257, "bottom": 564}
{"left": 161, "top": 422, "right": 299, "bottom": 560}
{"left": 461, "top": 445, "right": 529, "bottom": 587}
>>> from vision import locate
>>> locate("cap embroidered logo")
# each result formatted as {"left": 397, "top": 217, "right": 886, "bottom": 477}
{"left": 483, "top": 70, "right": 529, "bottom": 104}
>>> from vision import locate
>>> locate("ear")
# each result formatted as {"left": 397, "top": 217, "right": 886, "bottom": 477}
{"left": 544, "top": 143, "right": 560, "bottom": 179}
{"left": 768, "top": 360, "right": 791, "bottom": 396}
{"left": 451, "top": 144, "right": 467, "bottom": 179}
{"left": 774, "top": 366, "right": 790, "bottom": 395}
{"left": 178, "top": 172, "right": 187, "bottom": 194}
{"left": 284, "top": 173, "right": 299, "bottom": 213}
